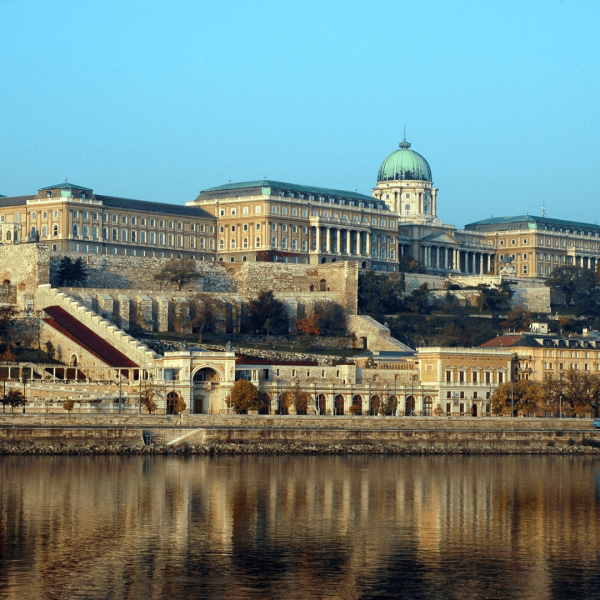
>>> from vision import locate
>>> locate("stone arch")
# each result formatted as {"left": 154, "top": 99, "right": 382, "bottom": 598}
{"left": 69, "top": 355, "right": 78, "bottom": 367}
{"left": 192, "top": 365, "right": 223, "bottom": 382}
{"left": 387, "top": 395, "right": 398, "bottom": 416}
{"left": 405, "top": 395, "right": 416, "bottom": 416}
{"left": 370, "top": 395, "right": 380, "bottom": 415}
{"left": 316, "top": 393, "right": 326, "bottom": 415}
{"left": 319, "top": 279, "right": 327, "bottom": 291}
{"left": 320, "top": 257, "right": 326, "bottom": 264}
{"left": 334, "top": 394, "right": 344, "bottom": 415}
{"left": 259, "top": 392, "right": 271, "bottom": 415}
{"left": 361, "top": 261, "right": 367, "bottom": 269}
{"left": 2, "top": 279, "right": 10, "bottom": 286}
{"left": 166, "top": 391, "right": 179, "bottom": 414}
{"left": 310, "top": 285, "right": 315, "bottom": 292}
{"left": 277, "top": 394, "right": 288, "bottom": 415}
{"left": 351, "top": 394, "right": 362, "bottom": 415}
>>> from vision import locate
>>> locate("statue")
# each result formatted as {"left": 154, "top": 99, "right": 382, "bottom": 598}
{"left": 498, "top": 255, "right": 517, "bottom": 276}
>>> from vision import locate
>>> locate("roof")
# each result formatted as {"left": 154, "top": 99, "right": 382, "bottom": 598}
{"left": 96, "top": 195, "right": 215, "bottom": 219}
{"left": 0, "top": 195, "right": 35, "bottom": 208}
{"left": 377, "top": 140, "right": 432, "bottom": 183}
{"left": 235, "top": 354, "right": 318, "bottom": 366}
{"left": 43, "top": 305, "right": 138, "bottom": 367}
{"left": 479, "top": 335, "right": 541, "bottom": 348}
{"left": 465, "top": 214, "right": 600, "bottom": 232}
{"left": 0, "top": 195, "right": 5, "bottom": 198}
{"left": 200, "top": 179, "right": 376, "bottom": 202}
{"left": 39, "top": 182, "right": 93, "bottom": 191}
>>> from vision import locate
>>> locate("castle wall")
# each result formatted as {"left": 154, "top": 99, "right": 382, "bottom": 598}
{"left": 0, "top": 244, "right": 50, "bottom": 309}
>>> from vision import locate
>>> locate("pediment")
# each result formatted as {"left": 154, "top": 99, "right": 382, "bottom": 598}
{"left": 420, "top": 231, "right": 460, "bottom": 245}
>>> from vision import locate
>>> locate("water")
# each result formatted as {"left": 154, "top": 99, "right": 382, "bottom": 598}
{"left": 1, "top": 456, "right": 599, "bottom": 600}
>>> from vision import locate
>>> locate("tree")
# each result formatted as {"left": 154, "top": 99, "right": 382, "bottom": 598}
{"left": 545, "top": 265, "right": 596, "bottom": 305}
{"left": 140, "top": 380, "right": 167, "bottom": 414}
{"left": 544, "top": 371, "right": 599, "bottom": 417}
{"left": 247, "top": 290, "right": 289, "bottom": 336}
{"left": 154, "top": 257, "right": 200, "bottom": 291}
{"left": 0, "top": 306, "right": 16, "bottom": 357}
{"left": 282, "top": 383, "right": 311, "bottom": 415}
{"left": 491, "top": 380, "right": 543, "bottom": 417}
{"left": 501, "top": 306, "right": 534, "bottom": 332}
{"left": 44, "top": 340, "right": 56, "bottom": 362}
{"left": 173, "top": 397, "right": 187, "bottom": 415}
{"left": 63, "top": 398, "right": 75, "bottom": 415}
{"left": 56, "top": 256, "right": 88, "bottom": 286}
{"left": 404, "top": 283, "right": 431, "bottom": 314}
{"left": 5, "top": 389, "right": 25, "bottom": 413}
{"left": 358, "top": 271, "right": 404, "bottom": 314}
{"left": 226, "top": 379, "right": 263, "bottom": 413}
{"left": 478, "top": 281, "right": 514, "bottom": 311}
{"left": 298, "top": 301, "right": 346, "bottom": 336}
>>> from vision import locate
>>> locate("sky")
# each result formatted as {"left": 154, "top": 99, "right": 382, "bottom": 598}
{"left": 1, "top": 0, "right": 599, "bottom": 228}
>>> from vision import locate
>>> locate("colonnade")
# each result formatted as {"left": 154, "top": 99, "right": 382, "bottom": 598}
{"left": 312, "top": 226, "right": 372, "bottom": 257}
{"left": 420, "top": 246, "right": 496, "bottom": 275}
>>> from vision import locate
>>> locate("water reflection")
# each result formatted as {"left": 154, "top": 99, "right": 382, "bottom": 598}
{"left": 0, "top": 456, "right": 599, "bottom": 600}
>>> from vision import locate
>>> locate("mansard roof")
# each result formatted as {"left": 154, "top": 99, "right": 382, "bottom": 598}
{"left": 479, "top": 335, "right": 541, "bottom": 348}
{"left": 197, "top": 179, "right": 387, "bottom": 208}
{"left": 96, "top": 195, "right": 216, "bottom": 219}
{"left": 0, "top": 195, "right": 35, "bottom": 207}
{"left": 39, "top": 182, "right": 93, "bottom": 192}
{"left": 465, "top": 215, "right": 600, "bottom": 233}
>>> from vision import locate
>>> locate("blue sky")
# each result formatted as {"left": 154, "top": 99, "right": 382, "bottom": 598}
{"left": 1, "top": 0, "right": 599, "bottom": 227}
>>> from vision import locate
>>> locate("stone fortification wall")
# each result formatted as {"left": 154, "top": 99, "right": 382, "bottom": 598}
{"left": 0, "top": 244, "right": 50, "bottom": 309}
{"left": 347, "top": 315, "right": 413, "bottom": 352}
{"left": 232, "top": 261, "right": 358, "bottom": 314}
{"left": 50, "top": 252, "right": 234, "bottom": 292}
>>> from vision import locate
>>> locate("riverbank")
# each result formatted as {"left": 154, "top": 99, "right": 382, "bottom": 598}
{"left": 1, "top": 415, "right": 599, "bottom": 454}
{"left": 1, "top": 441, "right": 600, "bottom": 455}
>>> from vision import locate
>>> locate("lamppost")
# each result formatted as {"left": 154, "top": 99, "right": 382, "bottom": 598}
{"left": 510, "top": 380, "right": 514, "bottom": 418}
{"left": 559, "top": 394, "right": 563, "bottom": 419}
{"left": 22, "top": 369, "right": 28, "bottom": 413}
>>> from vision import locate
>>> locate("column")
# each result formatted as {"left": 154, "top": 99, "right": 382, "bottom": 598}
{"left": 316, "top": 227, "right": 321, "bottom": 253}
{"left": 326, "top": 227, "right": 331, "bottom": 253}
{"left": 336, "top": 229, "right": 341, "bottom": 254}
{"left": 480, "top": 254, "right": 484, "bottom": 274}
{"left": 366, "top": 232, "right": 371, "bottom": 257}
{"left": 455, "top": 249, "right": 460, "bottom": 272}
{"left": 346, "top": 230, "right": 351, "bottom": 255}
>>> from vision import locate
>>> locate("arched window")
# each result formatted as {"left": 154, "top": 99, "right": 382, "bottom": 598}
{"left": 302, "top": 240, "right": 307, "bottom": 251}
{"left": 72, "top": 224, "right": 78, "bottom": 236}
{"left": 92, "top": 226, "right": 98, "bottom": 239}
{"left": 219, "top": 239, "right": 224, "bottom": 249}
{"left": 381, "top": 248, "right": 387, "bottom": 259}
{"left": 242, "top": 237, "right": 248, "bottom": 248}
{"left": 131, "top": 230, "right": 136, "bottom": 242}
{"left": 292, "top": 239, "right": 297, "bottom": 250}
{"left": 255, "top": 236, "right": 261, "bottom": 247}
{"left": 82, "top": 225, "right": 88, "bottom": 237}
{"left": 230, "top": 238, "right": 236, "bottom": 249}
{"left": 53, "top": 225, "right": 58, "bottom": 236}
{"left": 41, "top": 225, "right": 47, "bottom": 237}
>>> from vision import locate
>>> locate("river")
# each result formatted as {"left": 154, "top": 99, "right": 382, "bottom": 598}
{"left": 0, "top": 456, "right": 599, "bottom": 599}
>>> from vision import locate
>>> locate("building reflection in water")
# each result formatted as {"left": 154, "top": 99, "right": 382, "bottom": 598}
{"left": 0, "top": 456, "right": 599, "bottom": 599}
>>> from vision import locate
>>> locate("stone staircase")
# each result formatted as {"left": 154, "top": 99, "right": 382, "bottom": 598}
{"left": 35, "top": 284, "right": 159, "bottom": 366}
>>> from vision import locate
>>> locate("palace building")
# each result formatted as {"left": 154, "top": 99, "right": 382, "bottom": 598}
{"left": 0, "top": 138, "right": 598, "bottom": 281}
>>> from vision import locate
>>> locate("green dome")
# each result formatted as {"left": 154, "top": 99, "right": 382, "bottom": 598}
{"left": 377, "top": 139, "right": 432, "bottom": 183}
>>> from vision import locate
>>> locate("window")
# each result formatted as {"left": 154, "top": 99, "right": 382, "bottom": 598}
{"left": 160, "top": 220, "right": 165, "bottom": 228}
{"left": 272, "top": 206, "right": 277, "bottom": 214}
{"left": 255, "top": 206, "right": 262, "bottom": 214}
{"left": 230, "top": 209, "right": 236, "bottom": 216}
{"left": 72, "top": 224, "right": 78, "bottom": 236}
{"left": 31, "top": 212, "right": 37, "bottom": 221}
{"left": 282, "top": 207, "right": 288, "bottom": 215}
{"left": 178, "top": 222, "right": 183, "bottom": 230}
{"left": 271, "top": 236, "right": 277, "bottom": 248}
{"left": 54, "top": 210, "right": 59, "bottom": 219}
{"left": 131, "top": 231, "right": 137, "bottom": 242}
{"left": 292, "top": 208, "right": 297, "bottom": 216}
{"left": 41, "top": 225, "right": 47, "bottom": 237}
{"left": 282, "top": 224, "right": 288, "bottom": 232}
{"left": 159, "top": 233, "right": 165, "bottom": 245}
{"left": 122, "top": 216, "right": 127, "bottom": 224}
{"left": 219, "top": 239, "right": 225, "bottom": 249}
{"left": 82, "top": 211, "right": 88, "bottom": 220}
{"left": 230, "top": 239, "right": 236, "bottom": 249}
{"left": 141, "top": 218, "right": 146, "bottom": 226}
{"left": 82, "top": 225, "right": 89, "bottom": 237}
{"left": 121, "top": 230, "right": 127, "bottom": 242}
{"left": 302, "top": 240, "right": 307, "bottom": 251}
{"left": 255, "top": 236, "right": 261, "bottom": 247}
{"left": 231, "top": 225, "right": 236, "bottom": 232}
{"left": 141, "top": 231, "right": 146, "bottom": 243}
{"left": 151, "top": 219, "right": 156, "bottom": 227}
{"left": 242, "top": 237, "right": 248, "bottom": 249}
{"left": 302, "top": 210, "right": 307, "bottom": 217}
{"left": 220, "top": 209, "right": 225, "bottom": 216}
{"left": 282, "top": 238, "right": 287, "bottom": 249}
{"left": 150, "top": 232, "right": 156, "bottom": 244}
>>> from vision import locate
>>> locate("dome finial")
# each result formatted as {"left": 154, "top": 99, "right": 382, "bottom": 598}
{"left": 399, "top": 126, "right": 411, "bottom": 149}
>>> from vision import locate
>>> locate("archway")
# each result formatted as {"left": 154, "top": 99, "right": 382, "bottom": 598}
{"left": 472, "top": 403, "right": 478, "bottom": 417}
{"left": 259, "top": 393, "right": 271, "bottom": 415}
{"left": 166, "top": 391, "right": 179, "bottom": 415}
{"left": 193, "top": 367, "right": 220, "bottom": 382}
{"left": 277, "top": 394, "right": 289, "bottom": 415}
{"left": 2, "top": 279, "right": 10, "bottom": 286}
{"left": 423, "top": 396, "right": 433, "bottom": 416}
{"left": 334, "top": 394, "right": 344, "bottom": 415}
{"left": 320, "top": 258, "right": 326, "bottom": 264}
{"left": 192, "top": 367, "right": 220, "bottom": 414}
{"left": 405, "top": 395, "right": 416, "bottom": 416}
{"left": 69, "top": 355, "right": 78, "bottom": 367}
{"left": 370, "top": 395, "right": 380, "bottom": 416}
{"left": 360, "top": 336, "right": 367, "bottom": 350}
{"left": 351, "top": 395, "right": 362, "bottom": 415}
{"left": 316, "top": 394, "right": 326, "bottom": 415}
{"left": 386, "top": 395, "right": 398, "bottom": 416}
{"left": 319, "top": 279, "right": 327, "bottom": 291}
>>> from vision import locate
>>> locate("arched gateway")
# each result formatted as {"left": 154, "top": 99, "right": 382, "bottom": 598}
{"left": 192, "top": 367, "right": 221, "bottom": 414}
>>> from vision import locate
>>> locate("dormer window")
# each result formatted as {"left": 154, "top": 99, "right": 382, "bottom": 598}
{"left": 46, "top": 191, "right": 52, "bottom": 198}
{"left": 81, "top": 192, "right": 86, "bottom": 199}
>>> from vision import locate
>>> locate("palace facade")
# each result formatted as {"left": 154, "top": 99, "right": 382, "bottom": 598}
{"left": 1, "top": 138, "right": 599, "bottom": 281}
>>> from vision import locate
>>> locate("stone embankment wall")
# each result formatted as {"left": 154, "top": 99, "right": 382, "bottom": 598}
{"left": 1, "top": 415, "right": 598, "bottom": 452}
